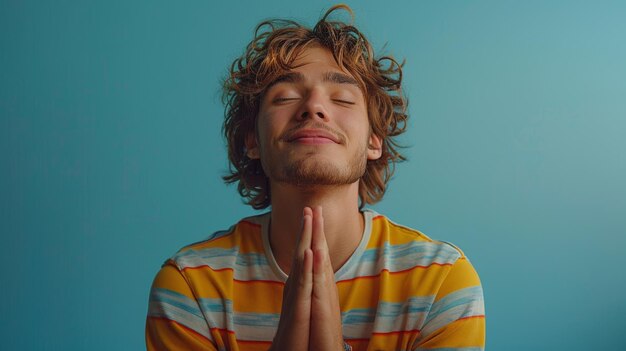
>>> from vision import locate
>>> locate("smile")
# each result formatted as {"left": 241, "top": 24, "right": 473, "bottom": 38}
{"left": 285, "top": 128, "right": 341, "bottom": 144}
{"left": 291, "top": 136, "right": 336, "bottom": 144}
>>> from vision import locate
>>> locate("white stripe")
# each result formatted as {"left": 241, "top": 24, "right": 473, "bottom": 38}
{"left": 340, "top": 296, "right": 434, "bottom": 337}
{"left": 174, "top": 250, "right": 282, "bottom": 282}
{"left": 340, "top": 241, "right": 461, "bottom": 281}
{"left": 148, "top": 300, "right": 212, "bottom": 340}
{"left": 421, "top": 286, "right": 485, "bottom": 337}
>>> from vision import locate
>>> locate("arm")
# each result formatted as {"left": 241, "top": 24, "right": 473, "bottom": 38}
{"left": 146, "top": 262, "right": 217, "bottom": 351}
{"left": 413, "top": 256, "right": 486, "bottom": 350}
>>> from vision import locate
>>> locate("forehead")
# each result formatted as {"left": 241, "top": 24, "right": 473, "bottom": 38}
{"left": 265, "top": 46, "right": 362, "bottom": 90}
{"left": 291, "top": 46, "right": 343, "bottom": 71}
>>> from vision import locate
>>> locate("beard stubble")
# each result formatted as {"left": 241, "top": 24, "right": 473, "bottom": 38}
{"left": 272, "top": 142, "right": 368, "bottom": 188}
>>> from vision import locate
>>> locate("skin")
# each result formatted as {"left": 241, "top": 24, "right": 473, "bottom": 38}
{"left": 246, "top": 46, "right": 382, "bottom": 351}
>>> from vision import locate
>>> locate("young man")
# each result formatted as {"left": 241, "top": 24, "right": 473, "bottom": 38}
{"left": 146, "top": 5, "right": 485, "bottom": 351}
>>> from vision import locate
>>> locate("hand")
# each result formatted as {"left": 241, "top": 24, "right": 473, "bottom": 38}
{"left": 309, "top": 206, "right": 344, "bottom": 351}
{"left": 270, "top": 208, "right": 314, "bottom": 351}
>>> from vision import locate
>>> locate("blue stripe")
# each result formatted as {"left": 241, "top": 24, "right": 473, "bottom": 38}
{"left": 342, "top": 307, "right": 376, "bottom": 324}
{"left": 176, "top": 247, "right": 238, "bottom": 259}
{"left": 235, "top": 252, "right": 269, "bottom": 266}
{"left": 425, "top": 286, "right": 484, "bottom": 324}
{"left": 198, "top": 297, "right": 233, "bottom": 313}
{"left": 360, "top": 241, "right": 461, "bottom": 266}
{"left": 233, "top": 312, "right": 280, "bottom": 327}
{"left": 175, "top": 248, "right": 270, "bottom": 267}
{"left": 148, "top": 287, "right": 211, "bottom": 338}
{"left": 199, "top": 298, "right": 280, "bottom": 328}
{"left": 341, "top": 295, "right": 434, "bottom": 325}
{"left": 150, "top": 288, "right": 203, "bottom": 318}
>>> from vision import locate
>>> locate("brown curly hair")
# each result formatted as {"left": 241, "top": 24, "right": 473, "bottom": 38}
{"left": 222, "top": 4, "right": 408, "bottom": 210}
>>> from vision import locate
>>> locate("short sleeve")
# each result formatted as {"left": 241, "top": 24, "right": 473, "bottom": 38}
{"left": 413, "top": 256, "right": 486, "bottom": 350}
{"left": 146, "top": 262, "right": 217, "bottom": 351}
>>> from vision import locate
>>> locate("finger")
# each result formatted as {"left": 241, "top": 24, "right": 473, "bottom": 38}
{"left": 296, "top": 207, "right": 313, "bottom": 259}
{"left": 286, "top": 247, "right": 312, "bottom": 312}
{"left": 311, "top": 248, "right": 343, "bottom": 351}
{"left": 312, "top": 208, "right": 331, "bottom": 301}
{"left": 311, "top": 206, "right": 327, "bottom": 253}
{"left": 286, "top": 208, "right": 311, "bottom": 285}
{"left": 313, "top": 245, "right": 326, "bottom": 286}
{"left": 311, "top": 206, "right": 334, "bottom": 277}
{"left": 289, "top": 207, "right": 312, "bottom": 278}
{"left": 293, "top": 248, "right": 313, "bottom": 322}
{"left": 301, "top": 248, "right": 313, "bottom": 290}
{"left": 292, "top": 211, "right": 313, "bottom": 307}
{"left": 278, "top": 248, "right": 312, "bottom": 345}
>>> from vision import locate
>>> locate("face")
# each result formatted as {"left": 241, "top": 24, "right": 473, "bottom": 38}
{"left": 247, "top": 46, "right": 382, "bottom": 188}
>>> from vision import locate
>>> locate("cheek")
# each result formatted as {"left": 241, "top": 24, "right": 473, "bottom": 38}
{"left": 255, "top": 113, "right": 285, "bottom": 148}
{"left": 343, "top": 111, "right": 371, "bottom": 136}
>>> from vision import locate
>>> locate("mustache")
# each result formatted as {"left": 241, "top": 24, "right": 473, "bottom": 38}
{"left": 279, "top": 121, "right": 346, "bottom": 144}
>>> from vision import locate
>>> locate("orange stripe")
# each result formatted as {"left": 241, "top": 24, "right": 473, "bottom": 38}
{"left": 234, "top": 278, "right": 285, "bottom": 286}
{"left": 182, "top": 265, "right": 233, "bottom": 272}
{"left": 458, "top": 315, "right": 485, "bottom": 321}
{"left": 208, "top": 328, "right": 272, "bottom": 344}
{"left": 181, "top": 264, "right": 284, "bottom": 285}
{"left": 345, "top": 327, "right": 422, "bottom": 341}
{"left": 205, "top": 324, "right": 426, "bottom": 344}
{"left": 209, "top": 327, "right": 235, "bottom": 335}
{"left": 337, "top": 262, "right": 454, "bottom": 284}
{"left": 371, "top": 328, "right": 421, "bottom": 336}
{"left": 148, "top": 316, "right": 212, "bottom": 342}
{"left": 345, "top": 337, "right": 370, "bottom": 342}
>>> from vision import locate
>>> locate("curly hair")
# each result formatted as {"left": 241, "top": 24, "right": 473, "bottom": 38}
{"left": 222, "top": 4, "right": 408, "bottom": 210}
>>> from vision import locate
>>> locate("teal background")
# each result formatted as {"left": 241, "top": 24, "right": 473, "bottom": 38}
{"left": 2, "top": 0, "right": 625, "bottom": 350}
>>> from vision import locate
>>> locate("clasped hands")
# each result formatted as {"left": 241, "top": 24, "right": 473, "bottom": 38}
{"left": 270, "top": 207, "right": 346, "bottom": 351}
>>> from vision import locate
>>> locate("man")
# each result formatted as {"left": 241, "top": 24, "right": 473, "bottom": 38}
{"left": 146, "top": 5, "right": 485, "bottom": 350}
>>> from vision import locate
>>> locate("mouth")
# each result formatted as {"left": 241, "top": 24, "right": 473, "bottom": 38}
{"left": 285, "top": 129, "right": 341, "bottom": 144}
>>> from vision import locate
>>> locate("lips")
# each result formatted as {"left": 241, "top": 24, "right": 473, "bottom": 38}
{"left": 285, "top": 129, "right": 341, "bottom": 144}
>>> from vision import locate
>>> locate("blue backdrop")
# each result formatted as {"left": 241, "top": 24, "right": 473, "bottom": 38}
{"left": 2, "top": 1, "right": 625, "bottom": 350}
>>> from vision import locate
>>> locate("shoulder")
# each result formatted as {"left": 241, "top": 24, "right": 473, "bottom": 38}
{"left": 165, "top": 212, "right": 269, "bottom": 271}
{"left": 369, "top": 212, "right": 483, "bottom": 300}
{"left": 371, "top": 212, "right": 485, "bottom": 329}
{"left": 367, "top": 211, "right": 467, "bottom": 267}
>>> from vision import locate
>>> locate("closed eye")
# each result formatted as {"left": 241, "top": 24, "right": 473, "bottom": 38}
{"left": 333, "top": 99, "right": 355, "bottom": 105}
{"left": 273, "top": 97, "right": 300, "bottom": 104}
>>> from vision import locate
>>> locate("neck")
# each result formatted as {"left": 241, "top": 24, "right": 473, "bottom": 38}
{"left": 268, "top": 181, "right": 365, "bottom": 275}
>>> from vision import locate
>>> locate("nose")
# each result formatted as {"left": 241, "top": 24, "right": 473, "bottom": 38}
{"left": 297, "top": 90, "right": 328, "bottom": 121}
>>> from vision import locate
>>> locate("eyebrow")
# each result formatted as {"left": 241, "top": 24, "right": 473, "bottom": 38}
{"left": 323, "top": 71, "right": 360, "bottom": 87}
{"left": 267, "top": 71, "right": 360, "bottom": 89}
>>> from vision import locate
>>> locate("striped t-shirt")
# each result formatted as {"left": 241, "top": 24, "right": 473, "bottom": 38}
{"left": 146, "top": 209, "right": 485, "bottom": 350}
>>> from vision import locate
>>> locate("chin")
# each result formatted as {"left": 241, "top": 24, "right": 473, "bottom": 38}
{"left": 277, "top": 158, "right": 365, "bottom": 187}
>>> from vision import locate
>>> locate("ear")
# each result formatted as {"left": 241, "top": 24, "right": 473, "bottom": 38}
{"left": 367, "top": 134, "right": 383, "bottom": 160}
{"left": 245, "top": 133, "right": 260, "bottom": 159}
